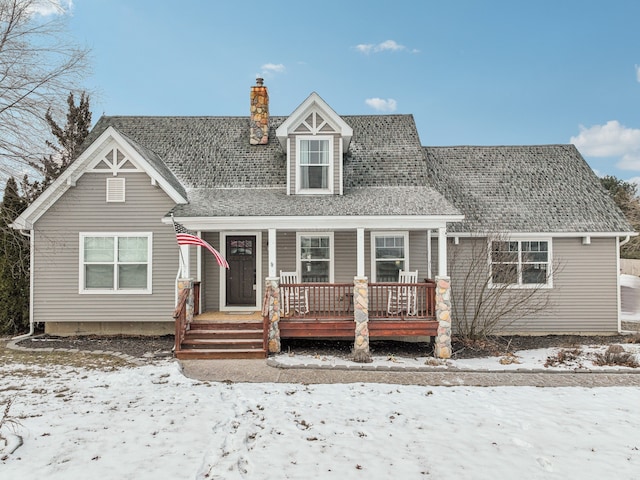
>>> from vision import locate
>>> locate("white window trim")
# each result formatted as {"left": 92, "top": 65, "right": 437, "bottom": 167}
{"left": 295, "top": 135, "right": 334, "bottom": 195}
{"left": 370, "top": 231, "right": 410, "bottom": 282}
{"left": 488, "top": 238, "right": 553, "bottom": 289}
{"left": 79, "top": 232, "right": 153, "bottom": 294}
{"left": 296, "top": 232, "right": 334, "bottom": 282}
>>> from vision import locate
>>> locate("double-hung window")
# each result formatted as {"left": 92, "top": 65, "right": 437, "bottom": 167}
{"left": 297, "top": 233, "right": 333, "bottom": 282}
{"left": 490, "top": 239, "right": 551, "bottom": 288}
{"left": 80, "top": 233, "right": 152, "bottom": 293}
{"left": 297, "top": 136, "right": 332, "bottom": 193}
{"left": 372, "top": 232, "right": 408, "bottom": 282}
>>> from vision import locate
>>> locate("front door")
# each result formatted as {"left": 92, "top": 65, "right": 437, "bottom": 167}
{"left": 225, "top": 235, "right": 257, "bottom": 306}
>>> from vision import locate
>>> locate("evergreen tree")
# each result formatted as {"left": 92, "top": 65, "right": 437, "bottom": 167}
{"left": 0, "top": 177, "right": 30, "bottom": 334}
{"left": 24, "top": 91, "right": 92, "bottom": 201}
{"left": 600, "top": 175, "right": 640, "bottom": 259}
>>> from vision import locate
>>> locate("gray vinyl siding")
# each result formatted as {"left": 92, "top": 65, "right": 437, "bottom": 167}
{"left": 201, "top": 232, "right": 222, "bottom": 311}
{"left": 448, "top": 236, "right": 619, "bottom": 334}
{"left": 546, "top": 237, "right": 618, "bottom": 332}
{"left": 32, "top": 172, "right": 177, "bottom": 323}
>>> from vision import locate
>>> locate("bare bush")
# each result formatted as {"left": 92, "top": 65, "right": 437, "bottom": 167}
{"left": 449, "top": 233, "right": 557, "bottom": 341}
{"left": 0, "top": 0, "right": 89, "bottom": 179}
{"left": 593, "top": 345, "right": 639, "bottom": 368}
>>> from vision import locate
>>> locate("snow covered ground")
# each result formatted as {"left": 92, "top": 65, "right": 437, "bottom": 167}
{"left": 1, "top": 345, "right": 639, "bottom": 480}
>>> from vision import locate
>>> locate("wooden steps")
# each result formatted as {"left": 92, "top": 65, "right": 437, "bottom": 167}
{"left": 176, "top": 319, "right": 267, "bottom": 359}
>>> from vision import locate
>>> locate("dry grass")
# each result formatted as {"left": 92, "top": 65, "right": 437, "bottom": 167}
{"left": 544, "top": 348, "right": 584, "bottom": 368}
{"left": 593, "top": 344, "right": 639, "bottom": 368}
{"left": 0, "top": 338, "right": 131, "bottom": 374}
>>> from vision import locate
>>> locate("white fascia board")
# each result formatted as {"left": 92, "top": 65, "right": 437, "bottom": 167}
{"left": 10, "top": 128, "right": 116, "bottom": 230}
{"left": 163, "top": 214, "right": 464, "bottom": 231}
{"left": 11, "top": 126, "right": 187, "bottom": 231}
{"left": 450, "top": 231, "right": 638, "bottom": 238}
{"left": 275, "top": 92, "right": 353, "bottom": 149}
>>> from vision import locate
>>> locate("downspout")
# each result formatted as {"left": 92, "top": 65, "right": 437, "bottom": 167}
{"left": 12, "top": 229, "right": 35, "bottom": 341}
{"left": 617, "top": 235, "right": 631, "bottom": 334}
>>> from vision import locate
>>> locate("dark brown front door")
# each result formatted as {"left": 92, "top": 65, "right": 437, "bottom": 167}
{"left": 225, "top": 235, "right": 257, "bottom": 306}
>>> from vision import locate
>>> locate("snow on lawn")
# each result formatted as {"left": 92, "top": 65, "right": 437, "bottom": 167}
{"left": 1, "top": 357, "right": 639, "bottom": 480}
{"left": 274, "top": 343, "right": 640, "bottom": 371}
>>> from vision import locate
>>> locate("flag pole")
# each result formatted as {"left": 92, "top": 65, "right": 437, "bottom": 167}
{"left": 171, "top": 213, "right": 188, "bottom": 277}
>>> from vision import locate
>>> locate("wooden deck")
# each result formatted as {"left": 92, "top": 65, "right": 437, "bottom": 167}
{"left": 174, "top": 281, "right": 438, "bottom": 359}
{"left": 279, "top": 318, "right": 439, "bottom": 338}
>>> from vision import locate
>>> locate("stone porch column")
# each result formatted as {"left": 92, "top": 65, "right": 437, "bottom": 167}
{"left": 434, "top": 276, "right": 452, "bottom": 359}
{"left": 177, "top": 278, "right": 195, "bottom": 323}
{"left": 352, "top": 276, "right": 372, "bottom": 363}
{"left": 265, "top": 277, "right": 281, "bottom": 353}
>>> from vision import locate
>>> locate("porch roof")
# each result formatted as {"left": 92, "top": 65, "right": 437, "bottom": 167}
{"left": 170, "top": 185, "right": 461, "bottom": 218}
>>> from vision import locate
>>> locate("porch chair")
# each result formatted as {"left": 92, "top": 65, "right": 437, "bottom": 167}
{"left": 387, "top": 270, "right": 418, "bottom": 316}
{"left": 280, "top": 271, "right": 309, "bottom": 316}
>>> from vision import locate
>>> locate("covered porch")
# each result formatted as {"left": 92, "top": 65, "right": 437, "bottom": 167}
{"left": 169, "top": 216, "right": 457, "bottom": 361}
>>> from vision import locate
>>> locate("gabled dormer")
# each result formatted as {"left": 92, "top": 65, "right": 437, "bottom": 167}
{"left": 276, "top": 92, "right": 353, "bottom": 195}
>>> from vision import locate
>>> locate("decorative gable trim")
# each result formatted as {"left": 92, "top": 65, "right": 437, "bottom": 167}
{"left": 89, "top": 146, "right": 141, "bottom": 175}
{"left": 10, "top": 126, "right": 187, "bottom": 230}
{"left": 275, "top": 92, "right": 353, "bottom": 150}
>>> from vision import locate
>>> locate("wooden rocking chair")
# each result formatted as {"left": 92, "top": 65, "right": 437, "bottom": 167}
{"left": 387, "top": 270, "right": 418, "bottom": 316}
{"left": 280, "top": 271, "right": 309, "bottom": 316}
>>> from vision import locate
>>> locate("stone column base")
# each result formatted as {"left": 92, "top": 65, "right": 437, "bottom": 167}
{"left": 352, "top": 276, "right": 372, "bottom": 363}
{"left": 434, "top": 276, "right": 452, "bottom": 359}
{"left": 265, "top": 277, "right": 281, "bottom": 353}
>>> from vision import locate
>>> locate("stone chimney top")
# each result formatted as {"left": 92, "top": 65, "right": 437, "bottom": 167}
{"left": 250, "top": 78, "right": 269, "bottom": 145}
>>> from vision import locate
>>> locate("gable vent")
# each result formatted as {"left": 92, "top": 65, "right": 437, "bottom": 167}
{"left": 106, "top": 177, "right": 125, "bottom": 202}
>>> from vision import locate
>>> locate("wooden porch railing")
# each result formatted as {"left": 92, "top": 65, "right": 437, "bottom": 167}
{"left": 369, "top": 282, "right": 436, "bottom": 320}
{"left": 279, "top": 281, "right": 436, "bottom": 321}
{"left": 173, "top": 281, "right": 201, "bottom": 355}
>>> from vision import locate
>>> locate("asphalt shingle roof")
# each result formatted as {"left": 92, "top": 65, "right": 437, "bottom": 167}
{"left": 85, "top": 114, "right": 458, "bottom": 217}
{"left": 425, "top": 145, "right": 633, "bottom": 233}
{"left": 83, "top": 115, "right": 632, "bottom": 232}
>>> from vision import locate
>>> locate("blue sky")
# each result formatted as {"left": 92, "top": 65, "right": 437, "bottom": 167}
{"left": 46, "top": 1, "right": 640, "bottom": 185}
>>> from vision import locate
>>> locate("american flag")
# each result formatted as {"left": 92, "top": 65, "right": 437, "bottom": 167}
{"left": 172, "top": 218, "right": 229, "bottom": 269}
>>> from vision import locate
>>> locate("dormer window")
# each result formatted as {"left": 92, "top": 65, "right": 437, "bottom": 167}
{"left": 276, "top": 93, "right": 353, "bottom": 196}
{"left": 297, "top": 136, "right": 333, "bottom": 193}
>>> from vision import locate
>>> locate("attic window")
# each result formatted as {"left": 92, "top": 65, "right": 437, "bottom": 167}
{"left": 106, "top": 177, "right": 125, "bottom": 202}
{"left": 296, "top": 136, "right": 333, "bottom": 194}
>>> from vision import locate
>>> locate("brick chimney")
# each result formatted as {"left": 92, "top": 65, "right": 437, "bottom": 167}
{"left": 250, "top": 78, "right": 269, "bottom": 145}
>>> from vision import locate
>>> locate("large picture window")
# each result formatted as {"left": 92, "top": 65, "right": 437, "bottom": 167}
{"left": 297, "top": 137, "right": 332, "bottom": 193}
{"left": 490, "top": 239, "right": 551, "bottom": 287}
{"left": 80, "top": 233, "right": 152, "bottom": 293}
{"left": 297, "top": 233, "right": 333, "bottom": 282}
{"left": 371, "top": 232, "right": 408, "bottom": 282}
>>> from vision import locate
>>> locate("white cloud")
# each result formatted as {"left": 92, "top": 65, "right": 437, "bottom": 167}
{"left": 570, "top": 120, "right": 640, "bottom": 163}
{"left": 365, "top": 97, "right": 397, "bottom": 112}
{"left": 377, "top": 40, "right": 405, "bottom": 52}
{"left": 261, "top": 63, "right": 285, "bottom": 73}
{"left": 355, "top": 40, "right": 407, "bottom": 54}
{"left": 636, "top": 64, "right": 640, "bottom": 83}
{"left": 257, "top": 63, "right": 285, "bottom": 79}
{"left": 26, "top": 0, "right": 72, "bottom": 16}
{"left": 625, "top": 176, "right": 640, "bottom": 189}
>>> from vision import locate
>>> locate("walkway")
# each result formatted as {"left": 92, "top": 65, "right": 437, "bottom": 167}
{"left": 180, "top": 358, "right": 640, "bottom": 387}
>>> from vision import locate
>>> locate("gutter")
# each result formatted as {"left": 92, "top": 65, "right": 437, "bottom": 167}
{"left": 12, "top": 229, "right": 35, "bottom": 341}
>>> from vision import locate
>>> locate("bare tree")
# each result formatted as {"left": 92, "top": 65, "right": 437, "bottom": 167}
{"left": 448, "top": 233, "right": 558, "bottom": 342}
{"left": 0, "top": 0, "right": 89, "bottom": 179}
